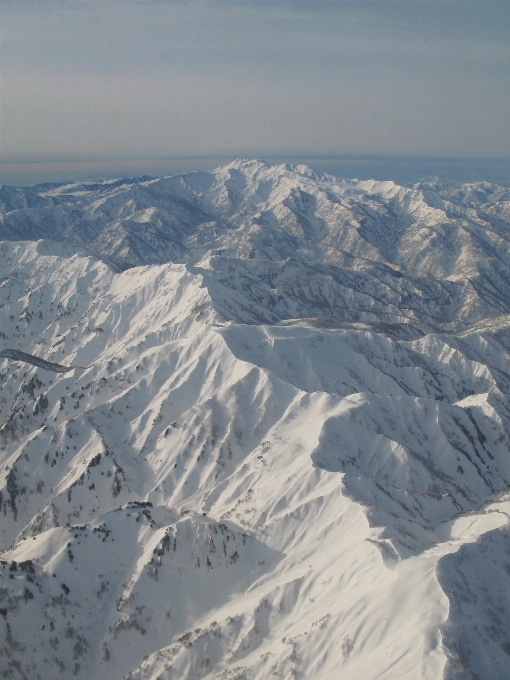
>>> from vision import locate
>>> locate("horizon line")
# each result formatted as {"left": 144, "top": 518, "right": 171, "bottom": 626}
{"left": 3, "top": 153, "right": 510, "bottom": 167}
{"left": 2, "top": 154, "right": 510, "bottom": 189}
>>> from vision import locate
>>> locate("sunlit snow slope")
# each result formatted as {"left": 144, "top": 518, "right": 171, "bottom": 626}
{"left": 1, "top": 162, "right": 510, "bottom": 680}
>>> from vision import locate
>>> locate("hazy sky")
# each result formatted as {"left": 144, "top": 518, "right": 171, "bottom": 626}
{"left": 1, "top": 0, "right": 509, "bottom": 184}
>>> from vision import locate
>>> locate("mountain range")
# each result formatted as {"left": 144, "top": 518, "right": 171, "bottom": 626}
{"left": 1, "top": 160, "right": 509, "bottom": 680}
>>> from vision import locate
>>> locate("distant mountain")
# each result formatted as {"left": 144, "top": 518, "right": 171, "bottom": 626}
{"left": 2, "top": 159, "right": 510, "bottom": 332}
{"left": 0, "top": 162, "right": 509, "bottom": 680}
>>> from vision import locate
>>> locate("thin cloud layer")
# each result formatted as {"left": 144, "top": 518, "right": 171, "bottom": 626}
{"left": 1, "top": 0, "right": 509, "bottom": 179}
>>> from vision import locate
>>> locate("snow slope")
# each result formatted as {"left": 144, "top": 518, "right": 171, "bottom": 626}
{"left": 1, "top": 163, "right": 510, "bottom": 680}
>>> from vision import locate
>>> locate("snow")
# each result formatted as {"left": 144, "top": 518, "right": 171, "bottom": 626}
{"left": 1, "top": 161, "right": 510, "bottom": 679}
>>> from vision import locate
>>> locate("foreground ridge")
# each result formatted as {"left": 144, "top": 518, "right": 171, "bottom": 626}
{"left": 0, "top": 162, "right": 509, "bottom": 680}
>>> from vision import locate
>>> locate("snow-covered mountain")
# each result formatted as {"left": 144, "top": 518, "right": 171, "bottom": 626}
{"left": 3, "top": 159, "right": 510, "bottom": 331}
{"left": 1, "top": 161, "right": 509, "bottom": 679}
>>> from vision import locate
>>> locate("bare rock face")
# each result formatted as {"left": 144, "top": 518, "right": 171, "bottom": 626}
{"left": 1, "top": 161, "right": 510, "bottom": 680}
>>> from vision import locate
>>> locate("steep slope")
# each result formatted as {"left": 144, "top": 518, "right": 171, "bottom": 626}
{"left": 1, "top": 164, "right": 510, "bottom": 680}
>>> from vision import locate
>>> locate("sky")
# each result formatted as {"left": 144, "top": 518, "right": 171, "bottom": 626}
{"left": 1, "top": 0, "right": 509, "bottom": 185}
